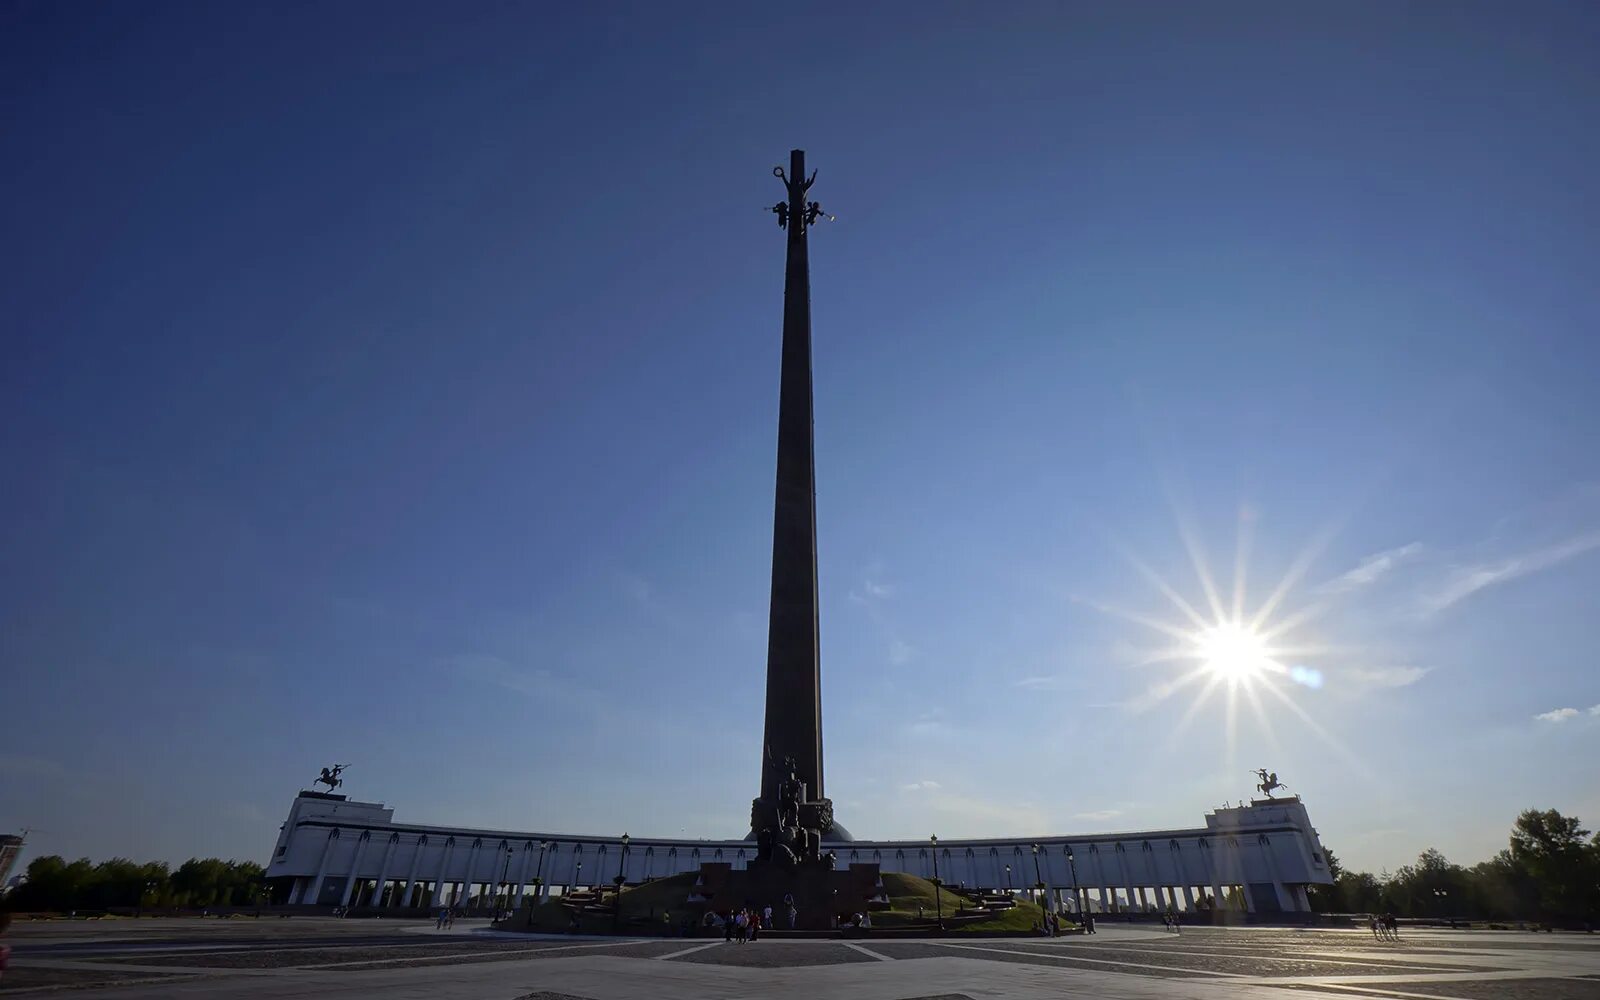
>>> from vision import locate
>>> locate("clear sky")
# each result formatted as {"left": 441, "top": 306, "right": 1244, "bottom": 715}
{"left": 3, "top": 2, "right": 1598, "bottom": 878}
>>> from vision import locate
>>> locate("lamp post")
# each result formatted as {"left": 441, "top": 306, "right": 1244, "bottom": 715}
{"left": 1065, "top": 846, "right": 1083, "bottom": 926}
{"left": 1031, "top": 844, "right": 1045, "bottom": 910}
{"left": 526, "top": 841, "right": 551, "bottom": 927}
{"left": 1004, "top": 864, "right": 1012, "bottom": 893}
{"left": 612, "top": 834, "right": 630, "bottom": 933}
{"left": 534, "top": 840, "right": 549, "bottom": 903}
{"left": 497, "top": 845, "right": 514, "bottom": 921}
{"left": 930, "top": 835, "right": 945, "bottom": 931}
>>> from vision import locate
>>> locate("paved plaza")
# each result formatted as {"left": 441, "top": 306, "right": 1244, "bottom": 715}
{"left": 4, "top": 918, "right": 1598, "bottom": 999}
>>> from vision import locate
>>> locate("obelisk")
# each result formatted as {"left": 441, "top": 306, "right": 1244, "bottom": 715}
{"left": 758, "top": 149, "right": 827, "bottom": 813}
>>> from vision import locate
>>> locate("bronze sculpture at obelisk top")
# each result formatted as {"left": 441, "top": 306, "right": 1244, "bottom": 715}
{"left": 751, "top": 149, "right": 842, "bottom": 864}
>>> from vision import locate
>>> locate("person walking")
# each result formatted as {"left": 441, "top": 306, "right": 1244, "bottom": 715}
{"left": 750, "top": 909, "right": 761, "bottom": 942}
{"left": 724, "top": 911, "right": 735, "bottom": 943}
{"left": 436, "top": 907, "right": 447, "bottom": 930}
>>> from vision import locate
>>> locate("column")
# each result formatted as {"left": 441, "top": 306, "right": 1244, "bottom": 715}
{"left": 371, "top": 835, "right": 397, "bottom": 909}
{"left": 431, "top": 839, "right": 456, "bottom": 906}
{"left": 339, "top": 833, "right": 371, "bottom": 908}
{"left": 398, "top": 839, "right": 424, "bottom": 910}
{"left": 1097, "top": 887, "right": 1109, "bottom": 912}
{"left": 1182, "top": 885, "right": 1195, "bottom": 910}
{"left": 305, "top": 830, "right": 339, "bottom": 906}
{"left": 462, "top": 842, "right": 484, "bottom": 909}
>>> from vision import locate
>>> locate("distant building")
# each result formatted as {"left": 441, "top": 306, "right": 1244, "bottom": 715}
{"left": 0, "top": 834, "right": 24, "bottom": 889}
{"left": 266, "top": 792, "right": 1332, "bottom": 915}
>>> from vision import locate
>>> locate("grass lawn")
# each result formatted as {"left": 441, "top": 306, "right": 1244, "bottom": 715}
{"left": 873, "top": 872, "right": 1049, "bottom": 933}
{"left": 511, "top": 871, "right": 1050, "bottom": 935}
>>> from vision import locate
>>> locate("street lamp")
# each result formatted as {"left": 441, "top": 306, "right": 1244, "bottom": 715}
{"left": 1065, "top": 846, "right": 1084, "bottom": 927}
{"left": 930, "top": 835, "right": 945, "bottom": 931}
{"left": 497, "top": 844, "right": 514, "bottom": 921}
{"left": 1031, "top": 844, "right": 1045, "bottom": 910}
{"left": 534, "top": 840, "right": 549, "bottom": 902}
{"left": 1005, "top": 864, "right": 1012, "bottom": 893}
{"left": 612, "top": 834, "right": 630, "bottom": 933}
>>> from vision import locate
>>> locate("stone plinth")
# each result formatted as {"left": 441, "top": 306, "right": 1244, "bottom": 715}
{"left": 693, "top": 861, "right": 881, "bottom": 931}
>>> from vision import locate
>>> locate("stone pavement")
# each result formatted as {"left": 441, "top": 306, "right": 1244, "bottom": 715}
{"left": 4, "top": 919, "right": 1598, "bottom": 999}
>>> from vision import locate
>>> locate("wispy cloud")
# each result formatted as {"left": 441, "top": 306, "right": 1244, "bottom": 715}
{"left": 1014, "top": 675, "right": 1066, "bottom": 690}
{"left": 1074, "top": 808, "right": 1123, "bottom": 821}
{"left": 851, "top": 562, "right": 917, "bottom": 666}
{"left": 1592, "top": 705, "right": 1600, "bottom": 717}
{"left": 1318, "top": 543, "right": 1422, "bottom": 595}
{"left": 1535, "top": 707, "right": 1579, "bottom": 723}
{"left": 1423, "top": 530, "right": 1600, "bottom": 615}
{"left": 902, "top": 780, "right": 942, "bottom": 792}
{"left": 1341, "top": 666, "right": 1431, "bottom": 692}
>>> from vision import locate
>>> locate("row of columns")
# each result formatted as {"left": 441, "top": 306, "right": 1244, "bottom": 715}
{"left": 290, "top": 827, "right": 1307, "bottom": 914}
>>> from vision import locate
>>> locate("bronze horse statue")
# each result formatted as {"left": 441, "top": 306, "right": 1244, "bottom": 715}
{"left": 315, "top": 764, "right": 347, "bottom": 792}
{"left": 1253, "top": 768, "right": 1287, "bottom": 798}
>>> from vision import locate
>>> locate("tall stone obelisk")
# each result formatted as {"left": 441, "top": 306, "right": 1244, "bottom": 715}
{"left": 758, "top": 149, "right": 828, "bottom": 815}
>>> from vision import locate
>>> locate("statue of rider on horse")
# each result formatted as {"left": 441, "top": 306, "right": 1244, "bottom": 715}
{"left": 1253, "top": 768, "right": 1287, "bottom": 799}
{"left": 315, "top": 764, "right": 347, "bottom": 793}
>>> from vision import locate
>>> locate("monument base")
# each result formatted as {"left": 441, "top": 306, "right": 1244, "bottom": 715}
{"left": 692, "top": 861, "right": 883, "bottom": 932}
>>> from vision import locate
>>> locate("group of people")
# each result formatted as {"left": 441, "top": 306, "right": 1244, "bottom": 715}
{"left": 1032, "top": 909, "right": 1071, "bottom": 936}
{"left": 719, "top": 904, "right": 780, "bottom": 942}
{"left": 434, "top": 907, "right": 456, "bottom": 930}
{"left": 1369, "top": 913, "right": 1401, "bottom": 940}
{"left": 1160, "top": 910, "right": 1182, "bottom": 933}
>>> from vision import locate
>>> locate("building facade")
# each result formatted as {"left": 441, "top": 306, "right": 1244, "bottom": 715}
{"left": 266, "top": 792, "right": 1331, "bottom": 916}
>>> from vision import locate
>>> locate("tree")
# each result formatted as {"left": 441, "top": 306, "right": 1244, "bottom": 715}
{"left": 1509, "top": 809, "right": 1598, "bottom": 921}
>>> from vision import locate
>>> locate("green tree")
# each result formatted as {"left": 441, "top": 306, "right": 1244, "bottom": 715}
{"left": 1509, "top": 809, "right": 1598, "bottom": 921}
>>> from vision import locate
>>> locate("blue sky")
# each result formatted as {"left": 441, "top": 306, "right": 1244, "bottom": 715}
{"left": 3, "top": 2, "right": 1598, "bottom": 876}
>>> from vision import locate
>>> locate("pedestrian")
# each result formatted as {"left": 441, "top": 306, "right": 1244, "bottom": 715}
{"left": 725, "top": 911, "right": 735, "bottom": 942}
{"left": 764, "top": 904, "right": 773, "bottom": 930}
{"left": 750, "top": 909, "right": 761, "bottom": 942}
{"left": 436, "top": 907, "right": 447, "bottom": 930}
{"left": 1171, "top": 910, "right": 1180, "bottom": 935}
{"left": 1386, "top": 913, "right": 1399, "bottom": 940}
{"left": 788, "top": 903, "right": 798, "bottom": 929}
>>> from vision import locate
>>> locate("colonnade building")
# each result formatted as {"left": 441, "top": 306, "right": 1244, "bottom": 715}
{"left": 267, "top": 791, "right": 1331, "bottom": 916}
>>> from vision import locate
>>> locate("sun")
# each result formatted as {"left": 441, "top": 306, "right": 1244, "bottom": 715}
{"left": 1195, "top": 622, "right": 1269, "bottom": 683}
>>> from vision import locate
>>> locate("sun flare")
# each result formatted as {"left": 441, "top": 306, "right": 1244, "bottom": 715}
{"left": 1195, "top": 622, "right": 1269, "bottom": 683}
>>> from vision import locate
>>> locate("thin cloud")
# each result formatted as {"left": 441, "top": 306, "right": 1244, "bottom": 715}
{"left": 1014, "top": 675, "right": 1066, "bottom": 690}
{"left": 1341, "top": 666, "right": 1431, "bottom": 692}
{"left": 1318, "top": 542, "right": 1423, "bottom": 595}
{"left": 1591, "top": 705, "right": 1600, "bottom": 717}
{"left": 1074, "top": 809, "right": 1123, "bottom": 821}
{"left": 1423, "top": 530, "right": 1600, "bottom": 614}
{"left": 902, "top": 780, "right": 942, "bottom": 792}
{"left": 888, "top": 637, "right": 916, "bottom": 666}
{"left": 1535, "top": 707, "right": 1579, "bottom": 723}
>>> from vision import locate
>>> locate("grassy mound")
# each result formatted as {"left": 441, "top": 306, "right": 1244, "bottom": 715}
{"left": 515, "top": 873, "right": 706, "bottom": 934}
{"left": 874, "top": 872, "right": 1049, "bottom": 933}
{"left": 510, "top": 870, "right": 1050, "bottom": 935}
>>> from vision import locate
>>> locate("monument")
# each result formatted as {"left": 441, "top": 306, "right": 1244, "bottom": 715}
{"left": 751, "top": 149, "right": 840, "bottom": 861}
{"left": 697, "top": 150, "right": 877, "bottom": 928}
{"left": 260, "top": 152, "right": 1334, "bottom": 925}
